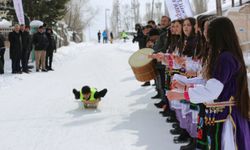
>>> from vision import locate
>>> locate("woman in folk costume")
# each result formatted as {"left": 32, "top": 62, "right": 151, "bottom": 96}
{"left": 167, "top": 17, "right": 250, "bottom": 150}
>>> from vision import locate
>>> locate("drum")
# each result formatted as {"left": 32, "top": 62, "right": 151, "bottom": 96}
{"left": 128, "top": 48, "right": 156, "bottom": 82}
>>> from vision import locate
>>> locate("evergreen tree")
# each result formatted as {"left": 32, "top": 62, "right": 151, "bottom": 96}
{"left": 7, "top": 0, "right": 70, "bottom": 26}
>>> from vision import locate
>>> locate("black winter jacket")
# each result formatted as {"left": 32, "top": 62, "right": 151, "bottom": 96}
{"left": 33, "top": 32, "right": 49, "bottom": 51}
{"left": 8, "top": 31, "right": 22, "bottom": 59}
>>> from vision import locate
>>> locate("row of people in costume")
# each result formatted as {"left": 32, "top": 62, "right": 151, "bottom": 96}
{"left": 148, "top": 16, "right": 250, "bottom": 150}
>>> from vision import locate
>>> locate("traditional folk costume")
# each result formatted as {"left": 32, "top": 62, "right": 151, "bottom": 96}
{"left": 184, "top": 51, "right": 250, "bottom": 150}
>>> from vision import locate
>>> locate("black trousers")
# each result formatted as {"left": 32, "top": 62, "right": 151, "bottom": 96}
{"left": 46, "top": 51, "right": 53, "bottom": 69}
{"left": 156, "top": 68, "right": 169, "bottom": 108}
{"left": 27, "top": 50, "right": 31, "bottom": 64}
{"left": 21, "top": 50, "right": 28, "bottom": 71}
{"left": 11, "top": 58, "right": 21, "bottom": 73}
{"left": 0, "top": 54, "right": 4, "bottom": 74}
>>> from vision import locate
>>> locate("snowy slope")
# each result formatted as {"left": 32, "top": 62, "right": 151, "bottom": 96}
{"left": 0, "top": 41, "right": 181, "bottom": 150}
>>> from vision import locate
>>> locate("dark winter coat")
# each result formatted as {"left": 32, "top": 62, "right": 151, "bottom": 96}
{"left": 8, "top": 31, "right": 22, "bottom": 60}
{"left": 33, "top": 32, "right": 49, "bottom": 51}
{"left": 153, "top": 28, "right": 171, "bottom": 53}
{"left": 20, "top": 31, "right": 31, "bottom": 52}
{"left": 133, "top": 30, "right": 147, "bottom": 49}
{"left": 46, "top": 33, "right": 56, "bottom": 53}
{"left": 0, "top": 33, "right": 5, "bottom": 56}
{"left": 110, "top": 32, "right": 113, "bottom": 39}
{"left": 153, "top": 28, "right": 171, "bottom": 69}
{"left": 158, "top": 26, "right": 168, "bottom": 35}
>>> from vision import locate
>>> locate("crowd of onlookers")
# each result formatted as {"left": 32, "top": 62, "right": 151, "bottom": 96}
{"left": 132, "top": 14, "right": 250, "bottom": 150}
{"left": 0, "top": 24, "right": 56, "bottom": 75}
{"left": 97, "top": 30, "right": 128, "bottom": 44}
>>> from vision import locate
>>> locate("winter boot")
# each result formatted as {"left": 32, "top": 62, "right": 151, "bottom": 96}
{"left": 166, "top": 116, "right": 178, "bottom": 123}
{"left": 180, "top": 138, "right": 196, "bottom": 150}
{"left": 151, "top": 93, "right": 161, "bottom": 99}
{"left": 170, "top": 127, "right": 183, "bottom": 135}
{"left": 173, "top": 130, "right": 191, "bottom": 144}
{"left": 141, "top": 81, "right": 150, "bottom": 87}
{"left": 154, "top": 101, "right": 165, "bottom": 108}
{"left": 172, "top": 123, "right": 180, "bottom": 129}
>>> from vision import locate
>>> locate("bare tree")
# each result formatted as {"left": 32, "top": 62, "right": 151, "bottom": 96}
{"left": 111, "top": 0, "right": 121, "bottom": 37}
{"left": 131, "top": 0, "right": 140, "bottom": 24}
{"left": 164, "top": 0, "right": 170, "bottom": 17}
{"left": 64, "top": 0, "right": 97, "bottom": 33}
{"left": 155, "top": 2, "right": 163, "bottom": 24}
{"left": 191, "top": 0, "right": 208, "bottom": 15}
{"left": 144, "top": 2, "right": 163, "bottom": 24}
{"left": 144, "top": 3, "right": 152, "bottom": 22}
{"left": 122, "top": 4, "right": 132, "bottom": 31}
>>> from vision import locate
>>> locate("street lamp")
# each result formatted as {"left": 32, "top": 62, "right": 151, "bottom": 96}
{"left": 105, "top": 8, "right": 110, "bottom": 31}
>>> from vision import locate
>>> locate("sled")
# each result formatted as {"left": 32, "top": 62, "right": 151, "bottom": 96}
{"left": 83, "top": 100, "right": 100, "bottom": 109}
{"left": 75, "top": 99, "right": 100, "bottom": 109}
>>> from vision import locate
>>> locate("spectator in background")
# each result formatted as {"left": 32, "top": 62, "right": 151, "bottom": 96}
{"left": 46, "top": 28, "right": 56, "bottom": 71}
{"left": 33, "top": 26, "right": 49, "bottom": 72}
{"left": 102, "top": 30, "right": 108, "bottom": 43}
{"left": 20, "top": 24, "right": 31, "bottom": 73}
{"left": 0, "top": 32, "right": 5, "bottom": 74}
{"left": 132, "top": 24, "right": 144, "bottom": 49}
{"left": 9, "top": 24, "right": 22, "bottom": 74}
{"left": 97, "top": 30, "right": 101, "bottom": 43}
{"left": 147, "top": 20, "right": 157, "bottom": 29}
{"left": 121, "top": 30, "right": 128, "bottom": 42}
{"left": 110, "top": 31, "right": 113, "bottom": 44}
{"left": 72, "top": 32, "right": 76, "bottom": 42}
{"left": 24, "top": 26, "right": 32, "bottom": 67}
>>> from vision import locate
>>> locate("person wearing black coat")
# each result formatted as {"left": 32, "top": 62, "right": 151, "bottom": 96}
{"left": 45, "top": 28, "right": 56, "bottom": 71}
{"left": 33, "top": 26, "right": 49, "bottom": 72}
{"left": 24, "top": 26, "right": 32, "bottom": 67}
{"left": 132, "top": 24, "right": 146, "bottom": 49}
{"left": 8, "top": 24, "right": 22, "bottom": 74}
{"left": 20, "top": 24, "right": 31, "bottom": 73}
{"left": 110, "top": 32, "right": 114, "bottom": 44}
{"left": 0, "top": 32, "right": 5, "bottom": 74}
{"left": 97, "top": 30, "right": 101, "bottom": 43}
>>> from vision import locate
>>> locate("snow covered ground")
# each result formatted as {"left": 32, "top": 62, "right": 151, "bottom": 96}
{"left": 0, "top": 41, "right": 182, "bottom": 150}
